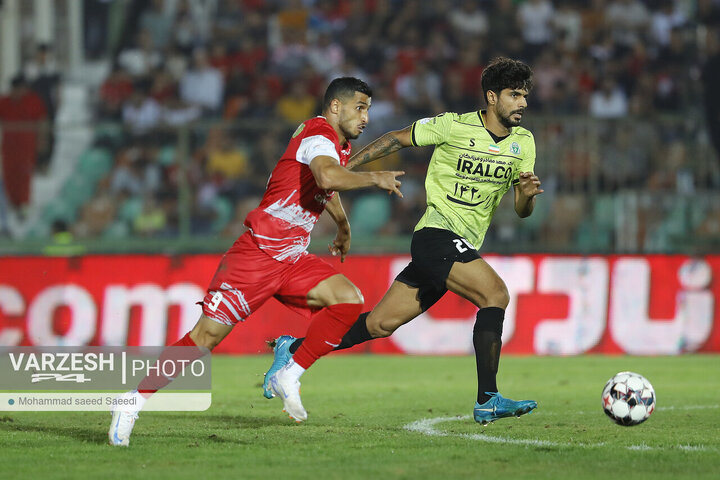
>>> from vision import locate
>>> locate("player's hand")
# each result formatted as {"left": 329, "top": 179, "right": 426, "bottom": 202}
{"left": 518, "top": 172, "right": 544, "bottom": 197}
{"left": 328, "top": 228, "right": 351, "bottom": 262}
{"left": 375, "top": 171, "right": 405, "bottom": 198}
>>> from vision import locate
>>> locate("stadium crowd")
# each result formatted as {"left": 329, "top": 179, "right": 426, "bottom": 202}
{"left": 6, "top": 0, "right": 720, "bottom": 252}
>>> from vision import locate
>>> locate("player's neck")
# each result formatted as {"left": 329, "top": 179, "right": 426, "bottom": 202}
{"left": 323, "top": 113, "right": 348, "bottom": 145}
{"left": 482, "top": 110, "right": 512, "bottom": 137}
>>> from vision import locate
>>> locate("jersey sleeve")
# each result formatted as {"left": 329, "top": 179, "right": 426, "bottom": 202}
{"left": 410, "top": 112, "right": 455, "bottom": 147}
{"left": 511, "top": 132, "right": 536, "bottom": 185}
{"left": 296, "top": 123, "right": 340, "bottom": 165}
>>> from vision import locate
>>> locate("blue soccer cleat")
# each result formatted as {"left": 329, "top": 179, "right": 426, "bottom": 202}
{"left": 262, "top": 335, "right": 296, "bottom": 399}
{"left": 473, "top": 392, "right": 537, "bottom": 425}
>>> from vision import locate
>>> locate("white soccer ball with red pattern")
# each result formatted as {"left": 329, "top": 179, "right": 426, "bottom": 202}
{"left": 602, "top": 371, "right": 656, "bottom": 426}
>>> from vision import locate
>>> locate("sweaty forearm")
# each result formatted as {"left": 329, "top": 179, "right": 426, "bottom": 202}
{"left": 347, "top": 131, "right": 407, "bottom": 170}
{"left": 515, "top": 194, "right": 535, "bottom": 218}
{"left": 316, "top": 164, "right": 382, "bottom": 192}
{"left": 324, "top": 194, "right": 349, "bottom": 229}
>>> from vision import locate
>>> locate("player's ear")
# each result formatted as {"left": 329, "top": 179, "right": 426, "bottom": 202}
{"left": 487, "top": 90, "right": 497, "bottom": 106}
{"left": 329, "top": 98, "right": 341, "bottom": 114}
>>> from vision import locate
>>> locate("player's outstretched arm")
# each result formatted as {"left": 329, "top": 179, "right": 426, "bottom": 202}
{"left": 324, "top": 193, "right": 351, "bottom": 262}
{"left": 346, "top": 125, "right": 413, "bottom": 170}
{"left": 310, "top": 155, "right": 404, "bottom": 197}
{"left": 514, "top": 172, "right": 544, "bottom": 218}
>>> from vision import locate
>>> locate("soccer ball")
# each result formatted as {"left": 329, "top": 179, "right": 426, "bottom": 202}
{"left": 601, "top": 371, "right": 656, "bottom": 426}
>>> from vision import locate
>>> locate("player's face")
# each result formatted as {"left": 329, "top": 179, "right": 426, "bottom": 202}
{"left": 495, "top": 88, "right": 529, "bottom": 128}
{"left": 338, "top": 92, "right": 371, "bottom": 140}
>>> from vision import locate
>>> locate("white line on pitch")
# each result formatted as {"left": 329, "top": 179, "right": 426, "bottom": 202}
{"left": 403, "top": 416, "right": 716, "bottom": 452}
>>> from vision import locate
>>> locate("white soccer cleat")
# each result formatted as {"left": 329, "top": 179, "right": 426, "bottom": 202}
{"left": 269, "top": 370, "right": 307, "bottom": 422}
{"left": 108, "top": 392, "right": 140, "bottom": 446}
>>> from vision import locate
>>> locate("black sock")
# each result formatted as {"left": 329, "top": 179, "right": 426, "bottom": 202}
{"left": 473, "top": 307, "right": 504, "bottom": 404}
{"left": 289, "top": 312, "right": 372, "bottom": 353}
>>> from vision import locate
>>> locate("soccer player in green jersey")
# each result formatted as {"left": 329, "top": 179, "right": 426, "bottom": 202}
{"left": 264, "top": 57, "right": 543, "bottom": 424}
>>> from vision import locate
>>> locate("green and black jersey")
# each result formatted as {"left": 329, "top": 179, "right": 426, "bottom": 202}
{"left": 410, "top": 110, "right": 536, "bottom": 249}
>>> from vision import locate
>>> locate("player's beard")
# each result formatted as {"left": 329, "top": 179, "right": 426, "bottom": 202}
{"left": 498, "top": 105, "right": 523, "bottom": 128}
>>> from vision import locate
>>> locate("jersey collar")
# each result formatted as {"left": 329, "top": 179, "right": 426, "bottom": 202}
{"left": 478, "top": 110, "right": 510, "bottom": 144}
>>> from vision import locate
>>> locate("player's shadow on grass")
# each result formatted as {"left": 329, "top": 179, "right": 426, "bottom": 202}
{"left": 163, "top": 413, "right": 296, "bottom": 429}
{"left": 0, "top": 413, "right": 295, "bottom": 446}
{"left": 0, "top": 419, "right": 101, "bottom": 443}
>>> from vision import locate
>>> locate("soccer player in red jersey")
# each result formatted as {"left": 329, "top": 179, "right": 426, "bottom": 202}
{"left": 109, "top": 77, "right": 404, "bottom": 446}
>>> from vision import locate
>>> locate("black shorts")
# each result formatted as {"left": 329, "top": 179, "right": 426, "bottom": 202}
{"left": 395, "top": 227, "right": 481, "bottom": 312}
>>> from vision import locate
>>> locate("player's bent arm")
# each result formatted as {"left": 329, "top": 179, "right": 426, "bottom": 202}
{"left": 514, "top": 184, "right": 536, "bottom": 218}
{"left": 324, "top": 193, "right": 349, "bottom": 232}
{"left": 346, "top": 126, "right": 413, "bottom": 170}
{"left": 310, "top": 155, "right": 404, "bottom": 196}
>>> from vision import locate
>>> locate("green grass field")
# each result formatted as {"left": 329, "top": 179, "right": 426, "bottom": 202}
{"left": 2, "top": 354, "right": 719, "bottom": 480}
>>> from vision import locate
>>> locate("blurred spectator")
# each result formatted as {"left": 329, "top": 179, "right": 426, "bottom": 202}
{"left": 696, "top": 203, "right": 720, "bottom": 237}
{"left": 203, "top": 129, "right": 251, "bottom": 181}
{"left": 589, "top": 77, "right": 628, "bottom": 118}
{"left": 532, "top": 50, "right": 567, "bottom": 110}
{"left": 165, "top": 45, "right": 189, "bottom": 81}
{"left": 425, "top": 29, "right": 456, "bottom": 66}
{"left": 448, "top": 0, "right": 489, "bottom": 39}
{"left": 43, "top": 220, "right": 86, "bottom": 256}
{"left": 133, "top": 194, "right": 167, "bottom": 237}
{"left": 448, "top": 43, "right": 485, "bottom": 103}
{"left": 599, "top": 125, "right": 651, "bottom": 190}
{"left": 270, "top": 27, "right": 311, "bottom": 78}
{"left": 99, "top": 64, "right": 134, "bottom": 120}
{"left": 139, "top": 0, "right": 174, "bottom": 50}
{"left": 231, "top": 35, "right": 267, "bottom": 77}
{"left": 275, "top": 81, "right": 318, "bottom": 125}
{"left": 160, "top": 91, "right": 201, "bottom": 127}
{"left": 208, "top": 41, "right": 233, "bottom": 80}
{"left": 487, "top": 0, "right": 521, "bottom": 57}
{"left": 605, "top": 0, "right": 650, "bottom": 54}
{"left": 149, "top": 67, "right": 176, "bottom": 103}
{"left": 172, "top": 1, "right": 206, "bottom": 53}
{"left": 110, "top": 146, "right": 161, "bottom": 196}
{"left": 702, "top": 29, "right": 720, "bottom": 168}
{"left": 179, "top": 48, "right": 224, "bottom": 115}
{"left": 647, "top": 140, "right": 694, "bottom": 193}
{"left": 252, "top": 129, "right": 284, "bottom": 177}
{"left": 651, "top": 1, "right": 687, "bottom": 47}
{"left": 24, "top": 44, "right": 61, "bottom": 173}
{"left": 84, "top": 0, "right": 111, "bottom": 59}
{"left": 244, "top": 82, "right": 278, "bottom": 120}
{"left": 395, "top": 60, "right": 443, "bottom": 116}
{"left": 517, "top": 0, "right": 555, "bottom": 61}
{"left": 0, "top": 178, "right": 10, "bottom": 236}
{"left": 0, "top": 75, "right": 48, "bottom": 218}
{"left": 122, "top": 80, "right": 161, "bottom": 135}
{"left": 73, "top": 177, "right": 117, "bottom": 238}
{"left": 308, "top": 32, "right": 345, "bottom": 78}
{"left": 553, "top": 0, "right": 582, "bottom": 52}
{"left": 118, "top": 30, "right": 162, "bottom": 77}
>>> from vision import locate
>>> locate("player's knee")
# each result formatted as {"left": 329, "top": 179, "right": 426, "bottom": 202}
{"left": 365, "top": 314, "right": 395, "bottom": 338}
{"left": 190, "top": 329, "right": 224, "bottom": 350}
{"left": 331, "top": 283, "right": 364, "bottom": 305}
{"left": 366, "top": 321, "right": 392, "bottom": 338}
{"left": 485, "top": 283, "right": 510, "bottom": 309}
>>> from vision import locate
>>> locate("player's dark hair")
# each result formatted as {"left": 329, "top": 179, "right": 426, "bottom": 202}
{"left": 322, "top": 77, "right": 372, "bottom": 111}
{"left": 481, "top": 57, "right": 533, "bottom": 104}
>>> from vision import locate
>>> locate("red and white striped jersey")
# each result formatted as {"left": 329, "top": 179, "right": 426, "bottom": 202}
{"left": 243, "top": 116, "right": 351, "bottom": 263}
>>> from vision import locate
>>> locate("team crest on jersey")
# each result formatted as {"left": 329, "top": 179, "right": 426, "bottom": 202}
{"left": 511, "top": 142, "right": 521, "bottom": 154}
{"left": 292, "top": 123, "right": 306, "bottom": 138}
